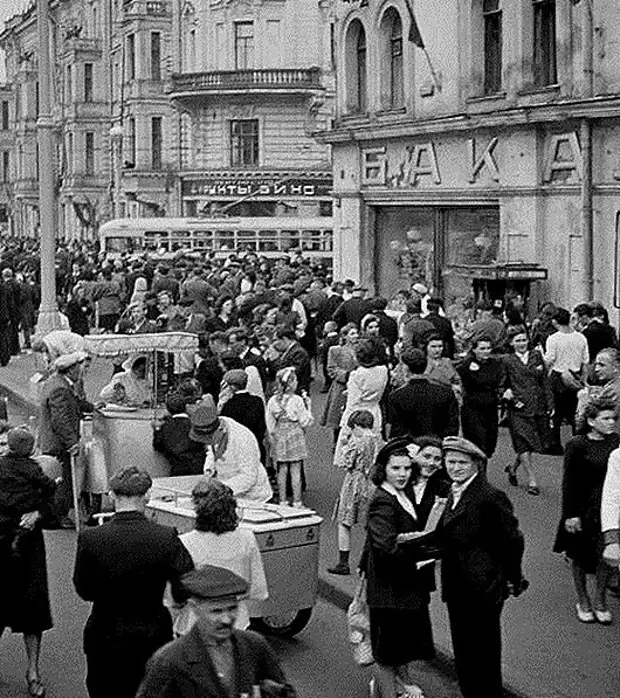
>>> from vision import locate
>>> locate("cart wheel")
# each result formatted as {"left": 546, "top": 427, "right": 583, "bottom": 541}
{"left": 249, "top": 607, "right": 313, "bottom": 638}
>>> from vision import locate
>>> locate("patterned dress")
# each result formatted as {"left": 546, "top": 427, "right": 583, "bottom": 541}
{"left": 266, "top": 393, "right": 313, "bottom": 463}
{"left": 334, "top": 431, "right": 382, "bottom": 527}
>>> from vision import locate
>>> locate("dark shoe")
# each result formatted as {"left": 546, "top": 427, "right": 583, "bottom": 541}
{"left": 26, "top": 676, "right": 46, "bottom": 698}
{"left": 505, "top": 464, "right": 518, "bottom": 487}
{"left": 327, "top": 562, "right": 350, "bottom": 576}
{"left": 527, "top": 485, "right": 540, "bottom": 496}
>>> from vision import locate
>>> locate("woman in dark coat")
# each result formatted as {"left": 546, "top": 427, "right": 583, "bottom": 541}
{"left": 501, "top": 326, "right": 553, "bottom": 495}
{"left": 458, "top": 336, "right": 506, "bottom": 459}
{"left": 553, "top": 398, "right": 620, "bottom": 624}
{"left": 360, "top": 437, "right": 435, "bottom": 698}
{"left": 0, "top": 427, "right": 58, "bottom": 697}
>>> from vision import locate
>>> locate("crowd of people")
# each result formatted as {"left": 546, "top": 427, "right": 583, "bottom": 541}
{"left": 1, "top": 234, "right": 620, "bottom": 698}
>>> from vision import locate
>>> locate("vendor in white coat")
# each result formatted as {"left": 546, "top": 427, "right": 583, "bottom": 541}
{"left": 602, "top": 446, "right": 620, "bottom": 567}
{"left": 189, "top": 395, "right": 272, "bottom": 503}
{"left": 99, "top": 355, "right": 152, "bottom": 407}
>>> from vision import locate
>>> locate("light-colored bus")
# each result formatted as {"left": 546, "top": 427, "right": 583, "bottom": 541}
{"left": 99, "top": 217, "right": 333, "bottom": 262}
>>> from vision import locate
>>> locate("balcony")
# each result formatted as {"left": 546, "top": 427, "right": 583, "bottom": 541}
{"left": 62, "top": 37, "right": 103, "bottom": 61}
{"left": 169, "top": 67, "right": 323, "bottom": 102}
{"left": 123, "top": 1, "right": 171, "bottom": 18}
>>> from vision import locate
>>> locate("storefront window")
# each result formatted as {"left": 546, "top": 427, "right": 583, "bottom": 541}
{"left": 376, "top": 207, "right": 435, "bottom": 302}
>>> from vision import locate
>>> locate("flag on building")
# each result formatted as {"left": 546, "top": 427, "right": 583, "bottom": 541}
{"left": 405, "top": 1, "right": 425, "bottom": 49}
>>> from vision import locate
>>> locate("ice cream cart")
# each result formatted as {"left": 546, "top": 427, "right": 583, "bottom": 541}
{"left": 82, "top": 332, "right": 199, "bottom": 484}
{"left": 147, "top": 475, "right": 323, "bottom": 637}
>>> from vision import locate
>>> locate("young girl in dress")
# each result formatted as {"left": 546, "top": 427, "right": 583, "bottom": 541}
{"left": 266, "top": 367, "right": 313, "bottom": 507}
{"left": 328, "top": 410, "right": 382, "bottom": 575}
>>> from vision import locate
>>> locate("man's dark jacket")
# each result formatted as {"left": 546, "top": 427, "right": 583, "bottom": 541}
{"left": 388, "top": 377, "right": 459, "bottom": 439}
{"left": 136, "top": 626, "right": 289, "bottom": 698}
{"left": 153, "top": 415, "right": 206, "bottom": 476}
{"left": 221, "top": 392, "right": 267, "bottom": 446}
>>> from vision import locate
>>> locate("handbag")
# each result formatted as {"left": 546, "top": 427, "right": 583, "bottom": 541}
{"left": 346, "top": 574, "right": 374, "bottom": 666}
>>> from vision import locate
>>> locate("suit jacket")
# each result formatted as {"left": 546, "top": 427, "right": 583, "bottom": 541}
{"left": 435, "top": 476, "right": 524, "bottom": 605}
{"left": 332, "top": 297, "right": 369, "bottom": 329}
{"left": 39, "top": 373, "right": 89, "bottom": 455}
{"left": 361, "top": 488, "right": 430, "bottom": 610}
{"left": 73, "top": 511, "right": 194, "bottom": 652}
{"left": 153, "top": 416, "right": 206, "bottom": 476}
{"left": 502, "top": 350, "right": 552, "bottom": 417}
{"left": 221, "top": 392, "right": 266, "bottom": 444}
{"left": 388, "top": 378, "right": 459, "bottom": 439}
{"left": 136, "top": 626, "right": 288, "bottom": 698}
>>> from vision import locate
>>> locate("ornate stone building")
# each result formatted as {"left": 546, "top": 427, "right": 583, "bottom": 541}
{"left": 168, "top": 0, "right": 335, "bottom": 218}
{"left": 0, "top": 0, "right": 180, "bottom": 239}
{"left": 0, "top": 83, "right": 13, "bottom": 233}
{"left": 322, "top": 0, "right": 620, "bottom": 314}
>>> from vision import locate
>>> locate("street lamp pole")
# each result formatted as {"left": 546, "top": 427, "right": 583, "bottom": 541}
{"left": 35, "top": 0, "right": 61, "bottom": 334}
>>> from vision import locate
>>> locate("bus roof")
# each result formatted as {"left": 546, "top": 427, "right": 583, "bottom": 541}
{"left": 99, "top": 216, "right": 333, "bottom": 234}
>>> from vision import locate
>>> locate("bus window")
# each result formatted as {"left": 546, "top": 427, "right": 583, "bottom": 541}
{"left": 300, "top": 230, "right": 322, "bottom": 252}
{"left": 237, "top": 230, "right": 257, "bottom": 250}
{"left": 281, "top": 230, "right": 300, "bottom": 251}
{"left": 258, "top": 231, "right": 277, "bottom": 252}
{"left": 215, "top": 231, "right": 235, "bottom": 252}
{"left": 323, "top": 229, "right": 334, "bottom": 252}
{"left": 106, "top": 237, "right": 132, "bottom": 254}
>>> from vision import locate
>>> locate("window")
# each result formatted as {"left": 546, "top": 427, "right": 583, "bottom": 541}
{"left": 66, "top": 132, "right": 74, "bottom": 171}
{"left": 235, "top": 22, "right": 254, "bottom": 70}
{"left": 345, "top": 21, "right": 367, "bottom": 113}
{"left": 85, "top": 132, "right": 95, "bottom": 175}
{"left": 380, "top": 9, "right": 404, "bottom": 109}
{"left": 483, "top": 0, "right": 502, "bottom": 94}
{"left": 151, "top": 116, "right": 163, "bottom": 170}
{"left": 1, "top": 101, "right": 9, "bottom": 130}
{"left": 533, "top": 0, "right": 557, "bottom": 86}
{"left": 84, "top": 63, "right": 93, "bottom": 102}
{"left": 150, "top": 32, "right": 162, "bottom": 81}
{"left": 230, "top": 119, "right": 259, "bottom": 167}
{"left": 66, "top": 65, "right": 72, "bottom": 102}
{"left": 1, "top": 151, "right": 9, "bottom": 183}
{"left": 126, "top": 117, "right": 136, "bottom": 167}
{"left": 127, "top": 33, "right": 136, "bottom": 80}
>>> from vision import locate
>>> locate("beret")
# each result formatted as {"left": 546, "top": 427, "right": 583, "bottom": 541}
{"left": 181, "top": 565, "right": 249, "bottom": 600}
{"left": 442, "top": 436, "right": 487, "bottom": 462}
{"left": 109, "top": 466, "right": 152, "bottom": 496}
{"left": 7, "top": 427, "right": 35, "bottom": 457}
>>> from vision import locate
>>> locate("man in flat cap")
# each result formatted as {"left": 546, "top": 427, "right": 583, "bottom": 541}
{"left": 73, "top": 466, "right": 194, "bottom": 698}
{"left": 432, "top": 437, "right": 526, "bottom": 698}
{"left": 137, "top": 566, "right": 296, "bottom": 698}
{"left": 38, "top": 350, "right": 92, "bottom": 528}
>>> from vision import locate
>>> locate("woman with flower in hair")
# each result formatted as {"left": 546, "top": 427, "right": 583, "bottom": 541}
{"left": 266, "top": 367, "right": 313, "bottom": 507}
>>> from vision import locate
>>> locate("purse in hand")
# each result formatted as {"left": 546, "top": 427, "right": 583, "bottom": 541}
{"left": 346, "top": 574, "right": 374, "bottom": 666}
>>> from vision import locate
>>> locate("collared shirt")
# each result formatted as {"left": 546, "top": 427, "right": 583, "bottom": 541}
{"left": 450, "top": 473, "right": 478, "bottom": 510}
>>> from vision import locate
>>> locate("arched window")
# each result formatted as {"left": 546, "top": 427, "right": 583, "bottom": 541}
{"left": 380, "top": 8, "right": 404, "bottom": 110}
{"left": 345, "top": 20, "right": 368, "bottom": 113}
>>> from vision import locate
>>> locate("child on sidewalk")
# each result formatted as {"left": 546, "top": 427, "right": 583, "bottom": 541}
{"left": 328, "top": 410, "right": 382, "bottom": 575}
{"left": 266, "top": 367, "right": 314, "bottom": 507}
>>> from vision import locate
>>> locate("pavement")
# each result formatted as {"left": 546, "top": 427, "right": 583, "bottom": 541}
{"left": 2, "top": 353, "right": 619, "bottom": 698}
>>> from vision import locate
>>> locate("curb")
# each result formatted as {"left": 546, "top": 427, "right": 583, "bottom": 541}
{"left": 0, "top": 378, "right": 531, "bottom": 698}
{"left": 0, "top": 382, "right": 37, "bottom": 417}
{"left": 317, "top": 576, "right": 531, "bottom": 698}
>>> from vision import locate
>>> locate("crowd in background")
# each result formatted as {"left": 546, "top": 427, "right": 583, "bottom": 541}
{"left": 2, "top": 235, "right": 620, "bottom": 697}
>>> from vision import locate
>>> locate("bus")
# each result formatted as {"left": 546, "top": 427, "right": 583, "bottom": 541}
{"left": 99, "top": 217, "right": 334, "bottom": 263}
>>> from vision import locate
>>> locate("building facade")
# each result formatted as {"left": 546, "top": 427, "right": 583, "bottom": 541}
{"left": 0, "top": 83, "right": 13, "bottom": 233}
{"left": 323, "top": 0, "right": 620, "bottom": 314}
{"left": 168, "top": 0, "right": 334, "bottom": 219}
{"left": 0, "top": 0, "right": 180, "bottom": 240}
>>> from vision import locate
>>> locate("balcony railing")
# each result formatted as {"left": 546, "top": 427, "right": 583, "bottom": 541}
{"left": 170, "top": 67, "right": 322, "bottom": 94}
{"left": 123, "top": 0, "right": 170, "bottom": 16}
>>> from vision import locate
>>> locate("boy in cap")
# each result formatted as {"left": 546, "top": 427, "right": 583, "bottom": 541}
{"left": 73, "top": 466, "right": 194, "bottom": 698}
{"left": 431, "top": 436, "right": 527, "bottom": 698}
{"left": 137, "top": 566, "right": 296, "bottom": 698}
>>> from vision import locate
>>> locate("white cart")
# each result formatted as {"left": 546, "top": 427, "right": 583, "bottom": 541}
{"left": 147, "top": 475, "right": 323, "bottom": 637}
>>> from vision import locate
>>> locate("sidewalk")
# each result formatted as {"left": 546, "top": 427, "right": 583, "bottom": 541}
{"left": 2, "top": 353, "right": 618, "bottom": 698}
